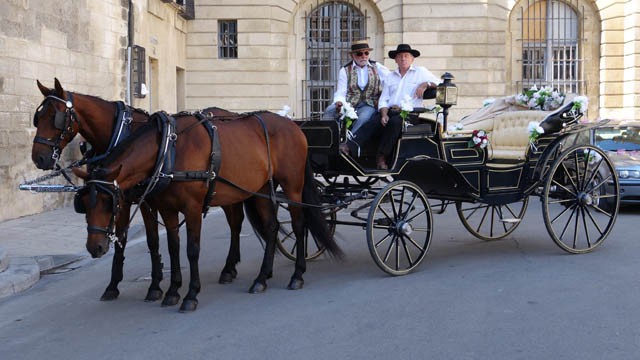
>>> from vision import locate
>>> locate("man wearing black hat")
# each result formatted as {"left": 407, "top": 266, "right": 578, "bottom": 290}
{"left": 374, "top": 43, "right": 440, "bottom": 169}
{"left": 322, "top": 40, "right": 389, "bottom": 154}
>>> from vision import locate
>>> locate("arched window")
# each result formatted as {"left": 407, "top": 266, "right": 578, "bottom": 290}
{"left": 303, "top": 2, "right": 366, "bottom": 119}
{"left": 518, "top": 0, "right": 584, "bottom": 94}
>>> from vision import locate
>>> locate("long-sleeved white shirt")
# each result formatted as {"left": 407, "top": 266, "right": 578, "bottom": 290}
{"left": 332, "top": 61, "right": 390, "bottom": 104}
{"left": 378, "top": 65, "right": 440, "bottom": 109}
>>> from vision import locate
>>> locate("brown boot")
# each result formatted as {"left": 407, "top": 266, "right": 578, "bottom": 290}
{"left": 376, "top": 154, "right": 388, "bottom": 170}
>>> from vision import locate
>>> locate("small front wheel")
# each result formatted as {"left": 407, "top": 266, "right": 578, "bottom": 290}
{"left": 367, "top": 181, "right": 433, "bottom": 276}
{"left": 542, "top": 144, "right": 619, "bottom": 253}
{"left": 456, "top": 198, "right": 529, "bottom": 241}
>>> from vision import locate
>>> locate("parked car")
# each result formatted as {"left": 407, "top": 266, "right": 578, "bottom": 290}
{"left": 592, "top": 120, "right": 640, "bottom": 207}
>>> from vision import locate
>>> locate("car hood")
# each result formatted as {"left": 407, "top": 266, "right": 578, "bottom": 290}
{"left": 606, "top": 151, "right": 640, "bottom": 169}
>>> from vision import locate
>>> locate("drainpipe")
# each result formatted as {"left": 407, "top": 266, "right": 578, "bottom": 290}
{"left": 125, "top": 0, "right": 134, "bottom": 105}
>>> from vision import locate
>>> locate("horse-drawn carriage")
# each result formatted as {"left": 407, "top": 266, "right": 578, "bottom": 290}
{"left": 26, "top": 78, "right": 619, "bottom": 311}
{"left": 278, "top": 91, "right": 619, "bottom": 276}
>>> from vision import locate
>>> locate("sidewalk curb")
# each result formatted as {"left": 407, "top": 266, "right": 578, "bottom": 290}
{"left": 0, "top": 257, "right": 40, "bottom": 299}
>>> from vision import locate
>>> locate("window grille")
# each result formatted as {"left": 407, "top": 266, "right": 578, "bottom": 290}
{"left": 303, "top": 2, "right": 366, "bottom": 120}
{"left": 218, "top": 20, "right": 238, "bottom": 59}
{"left": 132, "top": 45, "right": 146, "bottom": 98}
{"left": 518, "top": 0, "right": 584, "bottom": 94}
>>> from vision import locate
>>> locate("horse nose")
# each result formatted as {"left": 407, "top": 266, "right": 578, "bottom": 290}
{"left": 35, "top": 154, "right": 52, "bottom": 170}
{"left": 88, "top": 244, "right": 105, "bottom": 258}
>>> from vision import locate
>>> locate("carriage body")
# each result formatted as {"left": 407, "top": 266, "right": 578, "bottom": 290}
{"left": 291, "top": 99, "right": 620, "bottom": 275}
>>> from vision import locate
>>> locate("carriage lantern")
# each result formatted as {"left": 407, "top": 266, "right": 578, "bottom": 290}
{"left": 436, "top": 72, "right": 457, "bottom": 130}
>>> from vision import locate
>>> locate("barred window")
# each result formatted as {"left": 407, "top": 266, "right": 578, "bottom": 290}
{"left": 218, "top": 20, "right": 238, "bottom": 59}
{"left": 303, "top": 2, "right": 365, "bottom": 119}
{"left": 519, "top": 0, "right": 584, "bottom": 94}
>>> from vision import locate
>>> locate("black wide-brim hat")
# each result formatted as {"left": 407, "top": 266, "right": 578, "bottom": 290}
{"left": 389, "top": 44, "right": 420, "bottom": 59}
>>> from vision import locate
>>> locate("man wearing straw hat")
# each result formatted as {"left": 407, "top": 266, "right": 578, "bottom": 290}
{"left": 322, "top": 40, "right": 390, "bottom": 154}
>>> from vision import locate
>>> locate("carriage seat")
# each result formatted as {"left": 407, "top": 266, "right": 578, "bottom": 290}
{"left": 490, "top": 110, "right": 549, "bottom": 160}
{"left": 448, "top": 110, "right": 550, "bottom": 160}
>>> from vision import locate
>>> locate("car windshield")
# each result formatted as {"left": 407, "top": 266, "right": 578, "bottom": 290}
{"left": 594, "top": 126, "right": 640, "bottom": 152}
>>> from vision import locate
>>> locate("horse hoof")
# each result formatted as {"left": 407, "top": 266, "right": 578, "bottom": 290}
{"left": 161, "top": 294, "right": 180, "bottom": 307}
{"left": 179, "top": 299, "right": 198, "bottom": 312}
{"left": 144, "top": 289, "right": 164, "bottom": 302}
{"left": 218, "top": 272, "right": 235, "bottom": 284}
{"left": 287, "top": 278, "right": 304, "bottom": 290}
{"left": 249, "top": 281, "right": 267, "bottom": 294}
{"left": 100, "top": 289, "right": 120, "bottom": 301}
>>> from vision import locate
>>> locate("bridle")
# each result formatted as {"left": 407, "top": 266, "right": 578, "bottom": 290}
{"left": 74, "top": 179, "right": 122, "bottom": 246}
{"left": 32, "top": 93, "right": 78, "bottom": 164}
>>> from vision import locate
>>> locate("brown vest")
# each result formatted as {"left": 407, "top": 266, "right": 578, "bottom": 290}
{"left": 345, "top": 62, "right": 381, "bottom": 108}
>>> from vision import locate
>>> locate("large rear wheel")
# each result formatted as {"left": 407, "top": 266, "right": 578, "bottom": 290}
{"left": 542, "top": 144, "right": 619, "bottom": 253}
{"left": 367, "top": 181, "right": 433, "bottom": 276}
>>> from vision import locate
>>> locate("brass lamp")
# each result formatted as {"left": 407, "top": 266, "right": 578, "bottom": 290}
{"left": 435, "top": 72, "right": 458, "bottom": 131}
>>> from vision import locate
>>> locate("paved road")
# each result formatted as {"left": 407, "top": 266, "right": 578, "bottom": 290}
{"left": 1, "top": 200, "right": 639, "bottom": 359}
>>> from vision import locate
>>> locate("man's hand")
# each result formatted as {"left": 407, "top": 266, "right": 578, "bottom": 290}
{"left": 380, "top": 107, "right": 389, "bottom": 127}
{"left": 415, "top": 82, "right": 435, "bottom": 99}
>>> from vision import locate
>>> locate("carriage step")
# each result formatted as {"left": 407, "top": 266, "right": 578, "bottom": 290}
{"left": 500, "top": 218, "right": 522, "bottom": 223}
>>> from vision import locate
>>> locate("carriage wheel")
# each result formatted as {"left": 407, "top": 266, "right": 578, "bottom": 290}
{"left": 366, "top": 181, "right": 433, "bottom": 276}
{"left": 542, "top": 144, "right": 619, "bottom": 254}
{"left": 456, "top": 198, "right": 529, "bottom": 241}
{"left": 276, "top": 202, "right": 334, "bottom": 261}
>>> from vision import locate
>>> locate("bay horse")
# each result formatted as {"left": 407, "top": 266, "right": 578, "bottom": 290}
{"left": 31, "top": 79, "right": 251, "bottom": 303}
{"left": 73, "top": 110, "right": 341, "bottom": 311}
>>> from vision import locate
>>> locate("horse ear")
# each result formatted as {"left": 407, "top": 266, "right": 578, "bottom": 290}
{"left": 103, "top": 165, "right": 123, "bottom": 182}
{"left": 54, "top": 78, "right": 64, "bottom": 97}
{"left": 72, "top": 167, "right": 89, "bottom": 180}
{"left": 37, "top": 80, "right": 51, "bottom": 96}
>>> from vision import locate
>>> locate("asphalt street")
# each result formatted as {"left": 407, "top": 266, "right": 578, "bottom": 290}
{"left": 0, "top": 199, "right": 639, "bottom": 359}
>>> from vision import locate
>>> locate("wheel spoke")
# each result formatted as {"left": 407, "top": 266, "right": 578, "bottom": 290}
{"left": 589, "top": 173, "right": 613, "bottom": 193}
{"left": 580, "top": 207, "right": 592, "bottom": 248}
{"left": 551, "top": 179, "right": 578, "bottom": 197}
{"left": 583, "top": 205, "right": 605, "bottom": 235}
{"left": 548, "top": 198, "right": 577, "bottom": 205}
{"left": 550, "top": 203, "right": 576, "bottom": 224}
{"left": 558, "top": 205, "right": 577, "bottom": 240}
{"left": 560, "top": 162, "right": 579, "bottom": 193}
{"left": 572, "top": 204, "right": 580, "bottom": 249}
{"left": 382, "top": 235, "right": 396, "bottom": 263}
{"left": 476, "top": 205, "right": 490, "bottom": 233}
{"left": 399, "top": 235, "right": 414, "bottom": 268}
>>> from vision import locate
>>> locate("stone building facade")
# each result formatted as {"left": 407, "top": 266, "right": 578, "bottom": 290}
{"left": 0, "top": 0, "right": 638, "bottom": 221}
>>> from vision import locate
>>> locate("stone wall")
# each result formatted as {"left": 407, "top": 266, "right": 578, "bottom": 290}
{"left": 0, "top": 0, "right": 187, "bottom": 222}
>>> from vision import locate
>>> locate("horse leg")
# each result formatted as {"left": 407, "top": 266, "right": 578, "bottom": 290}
{"left": 100, "top": 202, "right": 132, "bottom": 301}
{"left": 141, "top": 205, "right": 164, "bottom": 302}
{"left": 287, "top": 203, "right": 306, "bottom": 290}
{"left": 248, "top": 197, "right": 279, "bottom": 293}
{"left": 180, "top": 209, "right": 203, "bottom": 312}
{"left": 219, "top": 203, "right": 243, "bottom": 284}
{"left": 161, "top": 210, "right": 182, "bottom": 307}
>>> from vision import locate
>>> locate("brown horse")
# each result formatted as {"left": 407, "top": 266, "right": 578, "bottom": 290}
{"left": 73, "top": 110, "right": 341, "bottom": 311}
{"left": 31, "top": 79, "right": 249, "bottom": 302}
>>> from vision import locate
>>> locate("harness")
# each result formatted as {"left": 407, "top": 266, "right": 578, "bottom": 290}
{"left": 32, "top": 93, "right": 78, "bottom": 163}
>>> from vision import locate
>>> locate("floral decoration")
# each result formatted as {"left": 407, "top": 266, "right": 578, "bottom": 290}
{"left": 571, "top": 96, "right": 589, "bottom": 115}
{"left": 468, "top": 129, "right": 489, "bottom": 151}
{"left": 277, "top": 105, "right": 291, "bottom": 118}
{"left": 516, "top": 84, "right": 565, "bottom": 111}
{"left": 527, "top": 121, "right": 545, "bottom": 143}
{"left": 340, "top": 102, "right": 358, "bottom": 129}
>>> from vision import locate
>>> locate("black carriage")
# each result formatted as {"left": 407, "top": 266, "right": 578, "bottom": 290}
{"left": 278, "top": 94, "right": 620, "bottom": 276}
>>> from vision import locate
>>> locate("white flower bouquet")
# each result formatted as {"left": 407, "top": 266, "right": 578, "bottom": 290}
{"left": 340, "top": 102, "right": 358, "bottom": 129}
{"left": 516, "top": 85, "right": 565, "bottom": 111}
{"left": 468, "top": 129, "right": 489, "bottom": 151}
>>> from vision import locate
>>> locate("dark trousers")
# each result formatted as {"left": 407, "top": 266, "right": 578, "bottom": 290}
{"left": 351, "top": 112, "right": 405, "bottom": 158}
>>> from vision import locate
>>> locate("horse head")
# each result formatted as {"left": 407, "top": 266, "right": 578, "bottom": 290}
{"left": 73, "top": 166, "right": 123, "bottom": 258}
{"left": 32, "top": 78, "right": 80, "bottom": 169}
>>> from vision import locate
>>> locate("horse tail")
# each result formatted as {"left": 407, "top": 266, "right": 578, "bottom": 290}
{"left": 242, "top": 198, "right": 269, "bottom": 247}
{"left": 302, "top": 159, "right": 343, "bottom": 258}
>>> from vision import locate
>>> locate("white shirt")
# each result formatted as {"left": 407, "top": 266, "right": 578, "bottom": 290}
{"left": 332, "top": 61, "right": 390, "bottom": 104}
{"left": 378, "top": 65, "right": 440, "bottom": 109}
